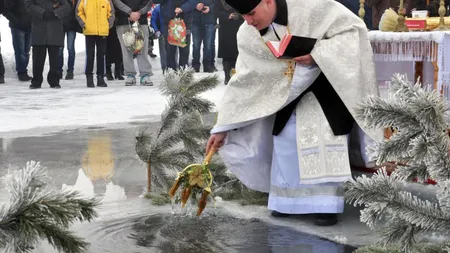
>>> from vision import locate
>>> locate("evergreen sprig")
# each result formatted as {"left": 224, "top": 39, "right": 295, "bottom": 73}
{"left": 135, "top": 67, "right": 220, "bottom": 192}
{"left": 0, "top": 161, "right": 100, "bottom": 253}
{"left": 345, "top": 74, "right": 450, "bottom": 252}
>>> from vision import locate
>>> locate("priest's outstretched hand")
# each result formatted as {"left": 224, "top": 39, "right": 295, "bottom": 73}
{"left": 293, "top": 54, "right": 315, "bottom": 66}
{"left": 206, "top": 132, "right": 228, "bottom": 154}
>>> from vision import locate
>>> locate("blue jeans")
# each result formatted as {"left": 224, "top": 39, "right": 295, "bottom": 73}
{"left": 59, "top": 31, "right": 77, "bottom": 72}
{"left": 10, "top": 28, "right": 31, "bottom": 74}
{"left": 191, "top": 23, "right": 215, "bottom": 70}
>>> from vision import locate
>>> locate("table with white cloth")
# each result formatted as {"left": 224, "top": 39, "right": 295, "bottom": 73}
{"left": 368, "top": 31, "right": 450, "bottom": 99}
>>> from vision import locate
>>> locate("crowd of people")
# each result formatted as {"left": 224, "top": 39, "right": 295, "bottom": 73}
{"left": 0, "top": 0, "right": 244, "bottom": 88}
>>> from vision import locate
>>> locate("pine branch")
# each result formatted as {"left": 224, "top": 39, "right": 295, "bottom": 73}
{"left": 394, "top": 163, "right": 430, "bottom": 183}
{"left": 185, "top": 75, "right": 219, "bottom": 96}
{"left": 0, "top": 162, "right": 100, "bottom": 253}
{"left": 378, "top": 219, "right": 416, "bottom": 251}
{"left": 436, "top": 180, "right": 450, "bottom": 214}
{"left": 135, "top": 127, "right": 153, "bottom": 163}
{"left": 157, "top": 102, "right": 179, "bottom": 138}
{"left": 355, "top": 97, "right": 421, "bottom": 131}
{"left": 370, "top": 130, "right": 422, "bottom": 164}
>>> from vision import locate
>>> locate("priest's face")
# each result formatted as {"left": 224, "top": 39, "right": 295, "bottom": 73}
{"left": 242, "top": 0, "right": 276, "bottom": 31}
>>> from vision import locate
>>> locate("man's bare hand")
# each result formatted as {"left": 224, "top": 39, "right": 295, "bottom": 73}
{"left": 129, "top": 12, "right": 140, "bottom": 21}
{"left": 229, "top": 13, "right": 237, "bottom": 19}
{"left": 206, "top": 132, "right": 228, "bottom": 154}
{"left": 175, "top": 7, "right": 183, "bottom": 15}
{"left": 202, "top": 6, "right": 210, "bottom": 14}
{"left": 293, "top": 54, "right": 315, "bottom": 66}
{"left": 196, "top": 3, "right": 204, "bottom": 11}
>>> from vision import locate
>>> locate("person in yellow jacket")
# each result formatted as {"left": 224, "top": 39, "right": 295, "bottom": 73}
{"left": 76, "top": 0, "right": 115, "bottom": 88}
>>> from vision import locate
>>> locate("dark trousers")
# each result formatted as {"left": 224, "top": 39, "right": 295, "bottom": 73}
{"left": 0, "top": 49, "right": 5, "bottom": 77}
{"left": 31, "top": 45, "right": 60, "bottom": 87}
{"left": 191, "top": 23, "right": 215, "bottom": 70}
{"left": 166, "top": 29, "right": 191, "bottom": 70}
{"left": 85, "top": 35, "right": 106, "bottom": 76}
{"left": 10, "top": 28, "right": 31, "bottom": 74}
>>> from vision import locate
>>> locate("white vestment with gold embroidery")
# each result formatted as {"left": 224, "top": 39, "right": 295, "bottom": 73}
{"left": 211, "top": 0, "right": 384, "bottom": 213}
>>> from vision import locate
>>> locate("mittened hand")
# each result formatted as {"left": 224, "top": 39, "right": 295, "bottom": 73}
{"left": 43, "top": 10, "right": 57, "bottom": 20}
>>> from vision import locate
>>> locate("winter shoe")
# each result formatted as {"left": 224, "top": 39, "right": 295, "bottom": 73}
{"left": 65, "top": 71, "right": 74, "bottom": 80}
{"left": 97, "top": 76, "right": 108, "bottom": 87}
{"left": 125, "top": 75, "right": 136, "bottom": 86}
{"left": 86, "top": 75, "right": 95, "bottom": 88}
{"left": 106, "top": 71, "right": 114, "bottom": 81}
{"left": 29, "top": 84, "right": 41, "bottom": 89}
{"left": 51, "top": 84, "right": 61, "bottom": 89}
{"left": 18, "top": 73, "right": 32, "bottom": 82}
{"left": 115, "top": 68, "right": 124, "bottom": 80}
{"left": 0, "top": 75, "right": 4, "bottom": 84}
{"left": 314, "top": 214, "right": 338, "bottom": 226}
{"left": 140, "top": 75, "right": 153, "bottom": 86}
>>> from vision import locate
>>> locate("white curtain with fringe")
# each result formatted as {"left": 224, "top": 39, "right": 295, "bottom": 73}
{"left": 368, "top": 31, "right": 450, "bottom": 98}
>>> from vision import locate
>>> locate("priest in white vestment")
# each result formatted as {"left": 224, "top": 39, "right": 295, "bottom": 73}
{"left": 206, "top": 0, "right": 383, "bottom": 226}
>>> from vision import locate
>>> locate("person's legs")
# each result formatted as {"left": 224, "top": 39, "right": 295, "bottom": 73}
{"left": 58, "top": 40, "right": 64, "bottom": 76}
{"left": 11, "top": 28, "right": 32, "bottom": 80}
{"left": 0, "top": 46, "right": 5, "bottom": 83}
{"left": 158, "top": 36, "right": 167, "bottom": 72}
{"left": 191, "top": 23, "right": 202, "bottom": 71}
{"left": 202, "top": 24, "right": 215, "bottom": 72}
{"left": 178, "top": 28, "right": 191, "bottom": 69}
{"left": 66, "top": 30, "right": 76, "bottom": 79}
{"left": 116, "top": 25, "right": 137, "bottom": 85}
{"left": 47, "top": 45, "right": 61, "bottom": 88}
{"left": 137, "top": 25, "right": 153, "bottom": 86}
{"left": 30, "top": 46, "right": 47, "bottom": 88}
{"left": 85, "top": 35, "right": 96, "bottom": 87}
{"left": 95, "top": 36, "right": 106, "bottom": 77}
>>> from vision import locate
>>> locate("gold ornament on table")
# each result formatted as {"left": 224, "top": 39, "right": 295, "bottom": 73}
{"left": 359, "top": 0, "right": 366, "bottom": 20}
{"left": 395, "top": 0, "right": 409, "bottom": 32}
{"left": 168, "top": 149, "right": 215, "bottom": 216}
{"left": 434, "top": 0, "right": 450, "bottom": 30}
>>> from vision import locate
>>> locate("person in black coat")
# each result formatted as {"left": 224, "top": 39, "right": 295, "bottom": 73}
{"left": 59, "top": 0, "right": 82, "bottom": 80}
{"left": 106, "top": 24, "right": 124, "bottom": 81}
{"left": 215, "top": 0, "right": 243, "bottom": 84}
{"left": 25, "top": 0, "right": 71, "bottom": 89}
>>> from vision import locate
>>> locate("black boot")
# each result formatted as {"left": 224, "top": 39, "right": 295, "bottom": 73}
{"left": 97, "top": 75, "right": 108, "bottom": 87}
{"left": 65, "top": 70, "right": 74, "bottom": 80}
{"left": 271, "top": 210, "right": 290, "bottom": 218}
{"left": 314, "top": 213, "right": 338, "bottom": 226}
{"left": 86, "top": 75, "right": 95, "bottom": 88}
{"left": 106, "top": 65, "right": 114, "bottom": 81}
{"left": 223, "top": 61, "right": 231, "bottom": 85}
{"left": 0, "top": 75, "right": 4, "bottom": 84}
{"left": 114, "top": 66, "right": 124, "bottom": 80}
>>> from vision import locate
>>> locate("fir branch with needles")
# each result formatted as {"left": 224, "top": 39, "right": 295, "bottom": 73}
{"left": 345, "top": 73, "right": 450, "bottom": 252}
{"left": 0, "top": 161, "right": 100, "bottom": 253}
{"left": 135, "top": 67, "right": 221, "bottom": 192}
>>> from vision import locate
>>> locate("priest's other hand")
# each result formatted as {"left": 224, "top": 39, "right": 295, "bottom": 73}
{"left": 294, "top": 54, "right": 315, "bottom": 66}
{"left": 206, "top": 132, "right": 228, "bottom": 154}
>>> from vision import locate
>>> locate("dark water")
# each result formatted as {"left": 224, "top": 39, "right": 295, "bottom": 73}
{"left": 0, "top": 126, "right": 357, "bottom": 253}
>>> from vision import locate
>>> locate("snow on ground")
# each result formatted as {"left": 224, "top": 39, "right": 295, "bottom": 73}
{"left": 0, "top": 17, "right": 227, "bottom": 137}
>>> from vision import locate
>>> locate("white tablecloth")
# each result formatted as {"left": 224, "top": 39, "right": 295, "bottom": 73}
{"left": 369, "top": 31, "right": 450, "bottom": 98}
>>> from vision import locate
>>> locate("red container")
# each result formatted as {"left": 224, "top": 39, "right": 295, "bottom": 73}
{"left": 405, "top": 19, "right": 427, "bottom": 30}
